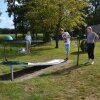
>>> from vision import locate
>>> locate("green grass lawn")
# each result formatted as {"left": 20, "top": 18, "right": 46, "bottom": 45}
{"left": 0, "top": 40, "right": 100, "bottom": 100}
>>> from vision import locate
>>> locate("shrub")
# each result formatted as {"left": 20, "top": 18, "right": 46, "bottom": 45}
{"left": 80, "top": 39, "right": 87, "bottom": 52}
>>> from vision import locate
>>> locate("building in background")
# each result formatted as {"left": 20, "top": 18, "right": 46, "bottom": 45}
{"left": 92, "top": 24, "right": 100, "bottom": 37}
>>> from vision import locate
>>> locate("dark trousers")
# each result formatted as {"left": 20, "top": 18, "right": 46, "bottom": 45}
{"left": 87, "top": 43, "right": 95, "bottom": 59}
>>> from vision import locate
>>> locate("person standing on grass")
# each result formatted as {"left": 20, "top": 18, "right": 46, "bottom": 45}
{"left": 60, "top": 28, "right": 71, "bottom": 60}
{"left": 25, "top": 31, "right": 32, "bottom": 54}
{"left": 86, "top": 26, "right": 99, "bottom": 64}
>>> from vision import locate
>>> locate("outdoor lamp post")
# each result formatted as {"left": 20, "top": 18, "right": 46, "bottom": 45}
{"left": 3, "top": 35, "right": 13, "bottom": 61}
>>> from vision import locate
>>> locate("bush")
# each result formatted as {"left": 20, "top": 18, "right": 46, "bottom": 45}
{"left": 80, "top": 39, "right": 87, "bottom": 52}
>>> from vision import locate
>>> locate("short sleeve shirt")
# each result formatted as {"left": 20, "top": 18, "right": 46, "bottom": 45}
{"left": 62, "top": 32, "right": 70, "bottom": 44}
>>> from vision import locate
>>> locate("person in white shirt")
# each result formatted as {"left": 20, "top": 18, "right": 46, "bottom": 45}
{"left": 60, "top": 28, "right": 71, "bottom": 60}
{"left": 25, "top": 31, "right": 32, "bottom": 54}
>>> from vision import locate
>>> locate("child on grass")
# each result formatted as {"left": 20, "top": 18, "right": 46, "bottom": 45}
{"left": 25, "top": 31, "right": 32, "bottom": 54}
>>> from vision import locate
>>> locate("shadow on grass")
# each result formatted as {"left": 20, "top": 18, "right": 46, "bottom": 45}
{"left": 32, "top": 47, "right": 55, "bottom": 51}
{"left": 71, "top": 51, "right": 86, "bottom": 55}
{"left": 0, "top": 63, "right": 90, "bottom": 81}
{"left": 39, "top": 63, "right": 90, "bottom": 77}
{"left": 0, "top": 46, "right": 55, "bottom": 60}
{"left": 0, "top": 65, "right": 51, "bottom": 81}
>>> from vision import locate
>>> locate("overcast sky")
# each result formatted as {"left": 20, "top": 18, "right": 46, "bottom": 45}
{"left": 0, "top": 0, "right": 14, "bottom": 29}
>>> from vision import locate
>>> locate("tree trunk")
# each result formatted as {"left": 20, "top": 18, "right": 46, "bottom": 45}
{"left": 31, "top": 26, "right": 35, "bottom": 40}
{"left": 36, "top": 33, "right": 37, "bottom": 40}
{"left": 13, "top": 0, "right": 17, "bottom": 40}
{"left": 22, "top": 29, "right": 25, "bottom": 39}
{"left": 55, "top": 23, "right": 60, "bottom": 48}
{"left": 55, "top": 0, "right": 62, "bottom": 48}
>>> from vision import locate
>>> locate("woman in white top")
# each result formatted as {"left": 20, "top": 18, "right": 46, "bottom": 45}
{"left": 25, "top": 31, "right": 32, "bottom": 54}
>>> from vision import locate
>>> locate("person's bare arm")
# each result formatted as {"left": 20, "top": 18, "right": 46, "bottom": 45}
{"left": 95, "top": 33, "right": 99, "bottom": 39}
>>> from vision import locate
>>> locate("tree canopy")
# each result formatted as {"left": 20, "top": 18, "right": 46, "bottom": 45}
{"left": 86, "top": 0, "right": 100, "bottom": 25}
{"left": 6, "top": 0, "right": 88, "bottom": 47}
{"left": 26, "top": 0, "right": 87, "bottom": 47}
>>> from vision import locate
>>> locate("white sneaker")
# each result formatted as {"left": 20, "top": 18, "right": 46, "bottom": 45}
{"left": 91, "top": 61, "right": 94, "bottom": 65}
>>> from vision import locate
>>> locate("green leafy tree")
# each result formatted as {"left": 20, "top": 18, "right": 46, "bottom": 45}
{"left": 6, "top": 0, "right": 30, "bottom": 39}
{"left": 6, "top": 0, "right": 87, "bottom": 45}
{"left": 86, "top": 0, "right": 100, "bottom": 25}
{"left": 26, "top": 0, "right": 87, "bottom": 48}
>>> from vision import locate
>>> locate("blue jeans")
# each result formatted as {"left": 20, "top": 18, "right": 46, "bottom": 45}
{"left": 65, "top": 44, "right": 70, "bottom": 55}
